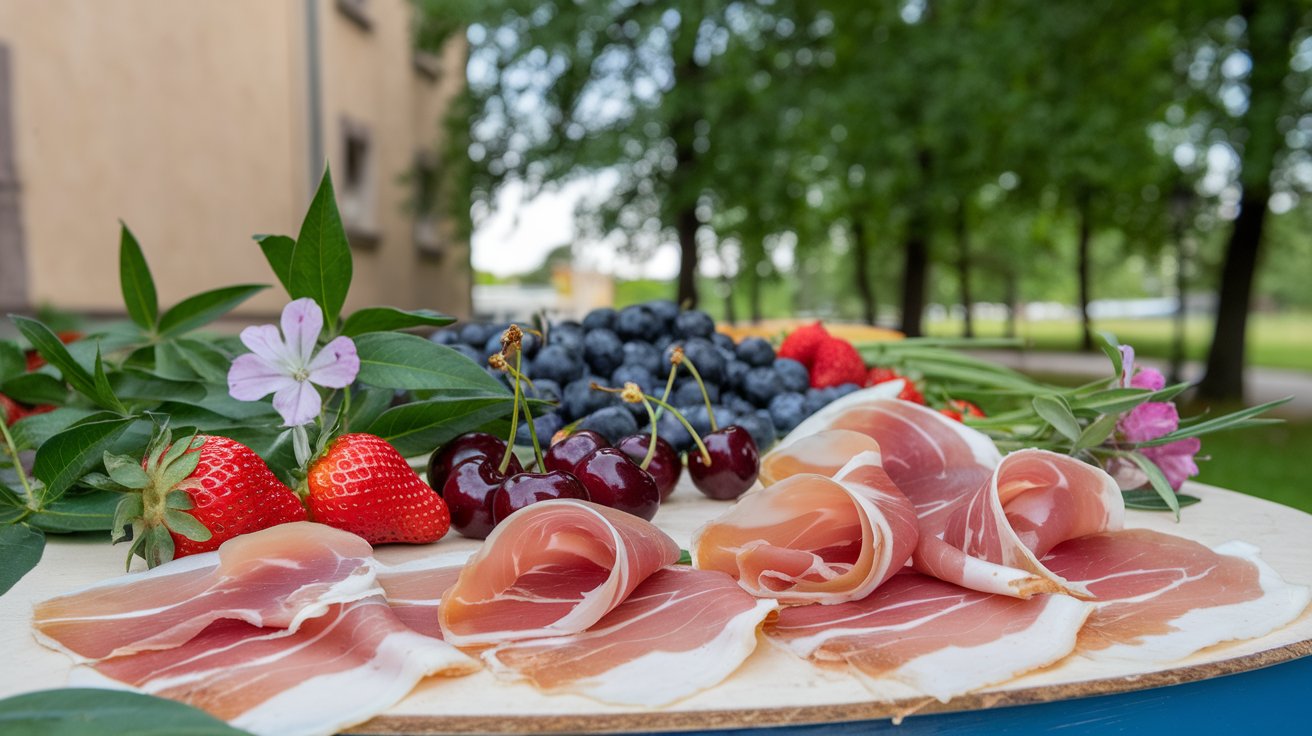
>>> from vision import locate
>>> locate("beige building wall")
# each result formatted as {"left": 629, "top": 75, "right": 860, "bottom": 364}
{"left": 0, "top": 0, "right": 470, "bottom": 319}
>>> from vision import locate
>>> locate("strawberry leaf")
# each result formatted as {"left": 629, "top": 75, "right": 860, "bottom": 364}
{"left": 165, "top": 489, "right": 194, "bottom": 509}
{"left": 112, "top": 495, "right": 144, "bottom": 543}
{"left": 145, "top": 524, "right": 175, "bottom": 568}
{"left": 103, "top": 452, "right": 150, "bottom": 489}
{"left": 119, "top": 223, "right": 159, "bottom": 332}
{"left": 163, "top": 509, "right": 212, "bottom": 543}
{"left": 161, "top": 432, "right": 203, "bottom": 467}
{"left": 156, "top": 445, "right": 203, "bottom": 493}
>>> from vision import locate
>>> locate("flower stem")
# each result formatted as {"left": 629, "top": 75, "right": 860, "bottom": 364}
{"left": 0, "top": 417, "right": 36, "bottom": 512}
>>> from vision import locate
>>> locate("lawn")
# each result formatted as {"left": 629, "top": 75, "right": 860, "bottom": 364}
{"left": 925, "top": 313, "right": 1312, "bottom": 373}
{"left": 1193, "top": 418, "right": 1312, "bottom": 514}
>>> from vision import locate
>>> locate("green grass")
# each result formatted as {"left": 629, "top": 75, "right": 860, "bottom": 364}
{"left": 1192, "top": 419, "right": 1312, "bottom": 514}
{"left": 926, "top": 314, "right": 1312, "bottom": 373}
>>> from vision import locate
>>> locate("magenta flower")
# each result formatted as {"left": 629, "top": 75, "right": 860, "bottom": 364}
{"left": 1140, "top": 437, "right": 1202, "bottom": 490}
{"left": 1119, "top": 401, "right": 1179, "bottom": 443}
{"left": 227, "top": 298, "right": 359, "bottom": 427}
{"left": 1130, "top": 366, "right": 1165, "bottom": 391}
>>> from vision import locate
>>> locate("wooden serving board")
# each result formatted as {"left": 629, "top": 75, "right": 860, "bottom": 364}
{"left": 1, "top": 481, "right": 1309, "bottom": 734}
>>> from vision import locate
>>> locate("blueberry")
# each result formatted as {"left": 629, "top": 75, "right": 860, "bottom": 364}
{"left": 834, "top": 382, "right": 861, "bottom": 398}
{"left": 584, "top": 328, "right": 624, "bottom": 376}
{"left": 615, "top": 305, "right": 658, "bottom": 342}
{"left": 725, "top": 394, "right": 756, "bottom": 417}
{"left": 520, "top": 331, "right": 542, "bottom": 358}
{"left": 482, "top": 332, "right": 506, "bottom": 358}
{"left": 725, "top": 360, "right": 750, "bottom": 392}
{"left": 774, "top": 358, "right": 811, "bottom": 393}
{"left": 431, "top": 329, "right": 460, "bottom": 345}
{"left": 712, "top": 332, "right": 737, "bottom": 353}
{"left": 447, "top": 343, "right": 484, "bottom": 366}
{"left": 622, "top": 341, "right": 663, "bottom": 375}
{"left": 644, "top": 300, "right": 681, "bottom": 327}
{"left": 534, "top": 344, "right": 585, "bottom": 385}
{"left": 734, "top": 412, "right": 777, "bottom": 453}
{"left": 582, "top": 308, "right": 616, "bottom": 331}
{"left": 671, "top": 377, "right": 718, "bottom": 406}
{"left": 612, "top": 364, "right": 657, "bottom": 395}
{"left": 549, "top": 323, "right": 585, "bottom": 353}
{"left": 682, "top": 338, "right": 726, "bottom": 385}
{"left": 579, "top": 406, "right": 640, "bottom": 444}
{"left": 459, "top": 323, "right": 490, "bottom": 347}
{"left": 516, "top": 412, "right": 564, "bottom": 447}
{"left": 736, "top": 337, "right": 776, "bottom": 367}
{"left": 563, "top": 376, "right": 615, "bottom": 420}
{"left": 652, "top": 410, "right": 693, "bottom": 453}
{"left": 804, "top": 388, "right": 829, "bottom": 416}
{"left": 528, "top": 378, "right": 563, "bottom": 405}
{"left": 768, "top": 392, "right": 808, "bottom": 433}
{"left": 741, "top": 366, "right": 784, "bottom": 406}
{"left": 674, "top": 310, "right": 716, "bottom": 339}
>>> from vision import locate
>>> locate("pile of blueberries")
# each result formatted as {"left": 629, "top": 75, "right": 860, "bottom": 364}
{"left": 431, "top": 300, "right": 862, "bottom": 453}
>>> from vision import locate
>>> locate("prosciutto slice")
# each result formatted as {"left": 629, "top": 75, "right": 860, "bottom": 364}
{"left": 32, "top": 522, "right": 380, "bottom": 661}
{"left": 693, "top": 450, "right": 919, "bottom": 604}
{"left": 74, "top": 597, "right": 478, "bottom": 736}
{"left": 1041, "top": 529, "right": 1311, "bottom": 663}
{"left": 375, "top": 552, "right": 470, "bottom": 640}
{"left": 439, "top": 500, "right": 680, "bottom": 647}
{"left": 484, "top": 567, "right": 776, "bottom": 706}
{"left": 766, "top": 572, "right": 1092, "bottom": 702}
{"left": 774, "top": 393, "right": 1123, "bottom": 598}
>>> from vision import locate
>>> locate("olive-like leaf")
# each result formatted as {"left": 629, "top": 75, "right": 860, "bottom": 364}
{"left": 119, "top": 223, "right": 159, "bottom": 331}
{"left": 0, "top": 524, "right": 45, "bottom": 595}
{"left": 341, "top": 306, "right": 456, "bottom": 336}
{"left": 0, "top": 688, "right": 252, "bottom": 736}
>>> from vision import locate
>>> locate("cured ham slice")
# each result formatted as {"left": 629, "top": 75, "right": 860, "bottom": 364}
{"left": 1041, "top": 529, "right": 1311, "bottom": 663}
{"left": 74, "top": 597, "right": 478, "bottom": 736}
{"left": 439, "top": 500, "right": 681, "bottom": 647}
{"left": 375, "top": 552, "right": 471, "bottom": 640}
{"left": 765, "top": 572, "right": 1092, "bottom": 702}
{"left": 758, "top": 429, "right": 880, "bottom": 486}
{"left": 774, "top": 393, "right": 1123, "bottom": 598}
{"left": 32, "top": 522, "right": 380, "bottom": 661}
{"left": 693, "top": 451, "right": 919, "bottom": 604}
{"left": 484, "top": 567, "right": 776, "bottom": 706}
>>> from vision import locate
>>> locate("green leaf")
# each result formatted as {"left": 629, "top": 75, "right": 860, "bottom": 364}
{"left": 28, "top": 490, "right": 123, "bottom": 532}
{"left": 354, "top": 332, "right": 507, "bottom": 393}
{"left": 676, "top": 548, "right": 692, "bottom": 566}
{"left": 156, "top": 445, "right": 203, "bottom": 492}
{"left": 1032, "top": 394, "right": 1081, "bottom": 442}
{"left": 0, "top": 372, "right": 68, "bottom": 405}
{"left": 163, "top": 509, "right": 212, "bottom": 543}
{"left": 0, "top": 524, "right": 44, "bottom": 595}
{"left": 9, "top": 408, "right": 98, "bottom": 450}
{"left": 146, "top": 523, "right": 175, "bottom": 567}
{"left": 0, "top": 688, "right": 253, "bottom": 736}
{"left": 119, "top": 223, "right": 159, "bottom": 331}
{"left": 0, "top": 341, "right": 25, "bottom": 383}
{"left": 1122, "top": 490, "right": 1202, "bottom": 512}
{"left": 1127, "top": 451, "right": 1181, "bottom": 519}
{"left": 1069, "top": 383, "right": 1190, "bottom": 415}
{"left": 78, "top": 472, "right": 127, "bottom": 493}
{"left": 1095, "top": 331, "right": 1122, "bottom": 377}
{"left": 341, "top": 307, "right": 456, "bottom": 336}
{"left": 0, "top": 482, "right": 27, "bottom": 525}
{"left": 1135, "top": 397, "right": 1292, "bottom": 448}
{"left": 165, "top": 489, "right": 194, "bottom": 509}
{"left": 362, "top": 394, "right": 516, "bottom": 457}
{"left": 290, "top": 167, "right": 353, "bottom": 327}
{"left": 345, "top": 387, "right": 394, "bottom": 431}
{"left": 10, "top": 316, "right": 103, "bottom": 406}
{"left": 157, "top": 284, "right": 268, "bottom": 337}
{"left": 32, "top": 414, "right": 137, "bottom": 505}
{"left": 1074, "top": 412, "right": 1120, "bottom": 451}
{"left": 255, "top": 234, "right": 296, "bottom": 295}
{"left": 175, "top": 338, "right": 233, "bottom": 383}
{"left": 111, "top": 494, "right": 144, "bottom": 542}
{"left": 103, "top": 451, "right": 150, "bottom": 489}
{"left": 110, "top": 370, "right": 208, "bottom": 405}
{"left": 92, "top": 349, "right": 126, "bottom": 414}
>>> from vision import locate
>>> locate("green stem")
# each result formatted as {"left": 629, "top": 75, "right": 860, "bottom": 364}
{"left": 340, "top": 386, "right": 353, "bottom": 433}
{"left": 645, "top": 394, "right": 711, "bottom": 465}
{"left": 499, "top": 350, "right": 523, "bottom": 475}
{"left": 0, "top": 418, "right": 36, "bottom": 512}
{"left": 638, "top": 394, "right": 659, "bottom": 470}
{"left": 680, "top": 354, "right": 717, "bottom": 432}
{"left": 507, "top": 355, "right": 544, "bottom": 470}
{"left": 655, "top": 360, "right": 679, "bottom": 421}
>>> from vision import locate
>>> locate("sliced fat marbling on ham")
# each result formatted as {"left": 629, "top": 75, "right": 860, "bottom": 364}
{"left": 775, "top": 392, "right": 1123, "bottom": 598}
{"left": 484, "top": 566, "right": 776, "bottom": 706}
{"left": 376, "top": 553, "right": 470, "bottom": 640}
{"left": 74, "top": 597, "right": 478, "bottom": 736}
{"left": 1041, "top": 529, "right": 1311, "bottom": 663}
{"left": 692, "top": 450, "right": 918, "bottom": 604}
{"left": 32, "top": 522, "right": 380, "bottom": 661}
{"left": 439, "top": 500, "right": 680, "bottom": 647}
{"left": 765, "top": 572, "right": 1092, "bottom": 702}
{"left": 758, "top": 429, "right": 881, "bottom": 485}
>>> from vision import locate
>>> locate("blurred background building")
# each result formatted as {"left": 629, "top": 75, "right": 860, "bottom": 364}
{"left": 0, "top": 0, "right": 471, "bottom": 320}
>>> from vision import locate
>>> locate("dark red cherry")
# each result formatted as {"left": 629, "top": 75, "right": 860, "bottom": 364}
{"left": 687, "top": 425, "right": 759, "bottom": 500}
{"left": 615, "top": 434, "right": 682, "bottom": 501}
{"left": 428, "top": 432, "right": 511, "bottom": 495}
{"left": 491, "top": 470, "right": 590, "bottom": 523}
{"left": 543, "top": 430, "right": 610, "bottom": 475}
{"left": 443, "top": 456, "right": 521, "bottom": 539}
{"left": 574, "top": 448, "right": 661, "bottom": 521}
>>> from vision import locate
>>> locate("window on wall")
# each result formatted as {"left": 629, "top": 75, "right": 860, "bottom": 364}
{"left": 412, "top": 151, "right": 443, "bottom": 256}
{"left": 338, "top": 118, "right": 378, "bottom": 245}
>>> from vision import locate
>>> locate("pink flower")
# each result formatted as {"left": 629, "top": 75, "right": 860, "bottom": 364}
{"left": 1140, "top": 437, "right": 1202, "bottom": 490}
{"left": 1130, "top": 367, "right": 1165, "bottom": 392}
{"left": 1118, "top": 401, "right": 1178, "bottom": 442}
{"left": 227, "top": 298, "right": 359, "bottom": 427}
{"left": 1117, "top": 345, "right": 1136, "bottom": 388}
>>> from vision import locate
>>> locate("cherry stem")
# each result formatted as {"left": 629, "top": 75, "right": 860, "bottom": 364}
{"left": 505, "top": 356, "right": 545, "bottom": 470}
{"left": 637, "top": 394, "right": 659, "bottom": 470}
{"left": 656, "top": 360, "right": 679, "bottom": 419}
{"left": 497, "top": 349, "right": 522, "bottom": 476}
{"left": 642, "top": 393, "right": 711, "bottom": 465}
{"left": 680, "top": 353, "right": 717, "bottom": 432}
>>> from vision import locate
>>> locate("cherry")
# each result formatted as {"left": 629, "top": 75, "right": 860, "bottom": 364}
{"left": 688, "top": 425, "right": 759, "bottom": 500}
{"left": 443, "top": 456, "right": 519, "bottom": 539}
{"left": 574, "top": 448, "right": 661, "bottom": 521}
{"left": 491, "top": 470, "right": 590, "bottom": 523}
{"left": 428, "top": 432, "right": 513, "bottom": 495}
{"left": 616, "top": 434, "right": 682, "bottom": 501}
{"left": 543, "top": 430, "right": 610, "bottom": 475}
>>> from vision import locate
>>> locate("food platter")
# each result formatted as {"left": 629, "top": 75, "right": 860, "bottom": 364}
{"left": 2, "top": 481, "right": 1309, "bottom": 734}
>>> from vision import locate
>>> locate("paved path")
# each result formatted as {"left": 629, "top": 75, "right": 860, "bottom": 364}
{"left": 965, "top": 350, "right": 1312, "bottom": 418}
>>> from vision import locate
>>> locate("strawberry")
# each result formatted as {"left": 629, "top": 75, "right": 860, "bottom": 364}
{"left": 810, "top": 338, "right": 867, "bottom": 388}
{"left": 947, "top": 399, "right": 985, "bottom": 419}
{"left": 865, "top": 366, "right": 926, "bottom": 405}
{"left": 777, "top": 322, "right": 830, "bottom": 367}
{"left": 109, "top": 431, "right": 307, "bottom": 568}
{"left": 1, "top": 394, "right": 23, "bottom": 426}
{"left": 306, "top": 433, "right": 450, "bottom": 545}
{"left": 940, "top": 408, "right": 964, "bottom": 422}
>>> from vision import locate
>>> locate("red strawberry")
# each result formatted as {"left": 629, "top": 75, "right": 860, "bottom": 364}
{"left": 947, "top": 399, "right": 985, "bottom": 419}
{"left": 1, "top": 394, "right": 24, "bottom": 426}
{"left": 112, "top": 432, "right": 307, "bottom": 567}
{"left": 810, "top": 338, "right": 867, "bottom": 388}
{"left": 306, "top": 433, "right": 450, "bottom": 545}
{"left": 777, "top": 322, "right": 830, "bottom": 367}
{"left": 865, "top": 366, "right": 899, "bottom": 386}
{"left": 865, "top": 366, "right": 926, "bottom": 405}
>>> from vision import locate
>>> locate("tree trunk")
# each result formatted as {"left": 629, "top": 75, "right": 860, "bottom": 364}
{"left": 721, "top": 273, "right": 736, "bottom": 324}
{"left": 1199, "top": 0, "right": 1294, "bottom": 401}
{"left": 851, "top": 217, "right": 877, "bottom": 325}
{"left": 669, "top": 12, "right": 703, "bottom": 309}
{"left": 1004, "top": 267, "right": 1019, "bottom": 339}
{"left": 1076, "top": 196, "right": 1094, "bottom": 352}
{"left": 749, "top": 266, "right": 763, "bottom": 323}
{"left": 955, "top": 204, "right": 974, "bottom": 338}
{"left": 899, "top": 151, "right": 932, "bottom": 337}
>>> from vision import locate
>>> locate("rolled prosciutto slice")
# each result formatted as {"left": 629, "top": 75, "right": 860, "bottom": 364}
{"left": 766, "top": 572, "right": 1093, "bottom": 702}
{"left": 692, "top": 450, "right": 918, "bottom": 604}
{"left": 375, "top": 552, "right": 471, "bottom": 640}
{"left": 75, "top": 597, "right": 478, "bottom": 736}
{"left": 775, "top": 393, "right": 1123, "bottom": 598}
{"left": 1042, "top": 529, "right": 1311, "bottom": 663}
{"left": 439, "top": 500, "right": 680, "bottom": 647}
{"left": 32, "top": 522, "right": 380, "bottom": 661}
{"left": 484, "top": 567, "right": 776, "bottom": 706}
